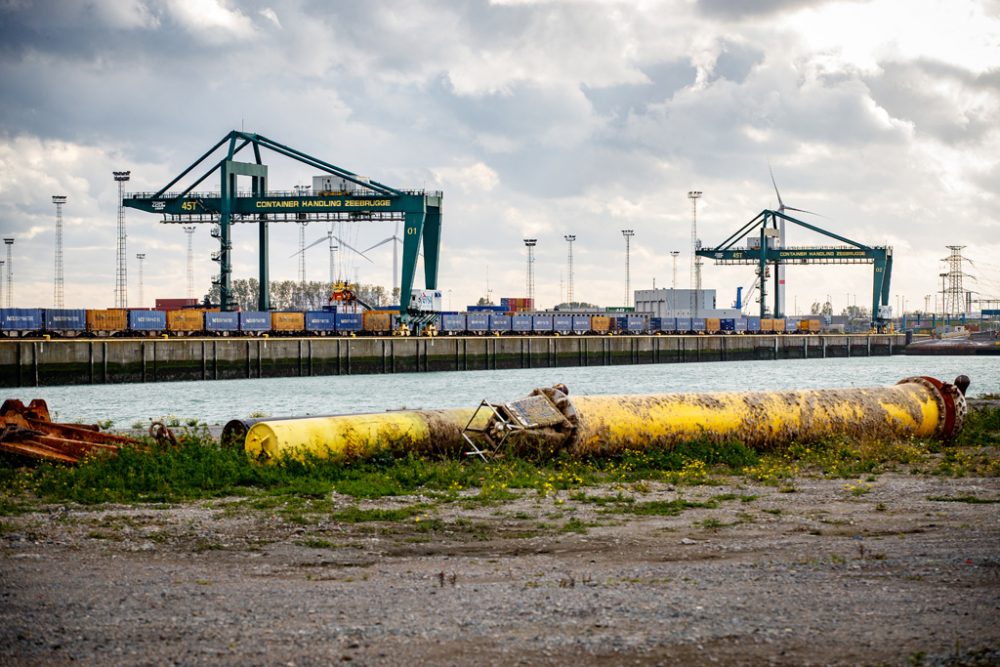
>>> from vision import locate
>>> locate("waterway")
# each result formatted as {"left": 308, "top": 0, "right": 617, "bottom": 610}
{"left": 12, "top": 355, "right": 999, "bottom": 427}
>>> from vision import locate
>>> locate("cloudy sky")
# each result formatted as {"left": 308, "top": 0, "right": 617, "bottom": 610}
{"left": 1, "top": 0, "right": 998, "bottom": 314}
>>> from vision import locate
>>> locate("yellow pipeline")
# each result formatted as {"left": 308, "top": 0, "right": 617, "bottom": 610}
{"left": 245, "top": 408, "right": 485, "bottom": 463}
{"left": 568, "top": 376, "right": 965, "bottom": 456}
{"left": 242, "top": 376, "right": 966, "bottom": 462}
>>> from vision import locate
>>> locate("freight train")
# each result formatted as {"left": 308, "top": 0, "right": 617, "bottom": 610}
{"left": 0, "top": 307, "right": 823, "bottom": 339}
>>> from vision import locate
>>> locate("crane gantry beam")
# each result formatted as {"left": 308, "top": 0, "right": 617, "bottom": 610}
{"left": 697, "top": 209, "right": 892, "bottom": 326}
{"left": 123, "top": 130, "right": 442, "bottom": 314}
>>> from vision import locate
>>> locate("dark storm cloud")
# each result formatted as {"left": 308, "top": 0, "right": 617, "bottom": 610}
{"left": 696, "top": 0, "right": 854, "bottom": 20}
{"left": 582, "top": 60, "right": 698, "bottom": 119}
{"left": 864, "top": 59, "right": 1000, "bottom": 144}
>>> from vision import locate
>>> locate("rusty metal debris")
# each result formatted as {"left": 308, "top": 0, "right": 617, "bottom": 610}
{"left": 0, "top": 398, "right": 139, "bottom": 465}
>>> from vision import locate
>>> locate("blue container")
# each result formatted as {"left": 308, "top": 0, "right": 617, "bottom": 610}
{"left": 512, "top": 314, "right": 533, "bottom": 332}
{"left": 735, "top": 318, "right": 748, "bottom": 332}
{"left": 613, "top": 316, "right": 627, "bottom": 331}
{"left": 691, "top": 318, "right": 706, "bottom": 332}
{"left": 467, "top": 305, "right": 505, "bottom": 313}
{"left": 305, "top": 311, "right": 336, "bottom": 332}
{"left": 572, "top": 315, "right": 591, "bottom": 334}
{"left": 532, "top": 314, "right": 553, "bottom": 333}
{"left": 128, "top": 310, "right": 167, "bottom": 331}
{"left": 43, "top": 309, "right": 87, "bottom": 331}
{"left": 440, "top": 314, "right": 466, "bottom": 333}
{"left": 626, "top": 316, "right": 647, "bottom": 333}
{"left": 720, "top": 318, "right": 736, "bottom": 332}
{"left": 489, "top": 314, "right": 512, "bottom": 333}
{"left": 335, "top": 312, "right": 363, "bottom": 332}
{"left": 240, "top": 311, "right": 271, "bottom": 332}
{"left": 553, "top": 315, "right": 573, "bottom": 333}
{"left": 205, "top": 312, "right": 238, "bottom": 332}
{"left": 785, "top": 319, "right": 798, "bottom": 333}
{"left": 746, "top": 316, "right": 761, "bottom": 333}
{"left": 466, "top": 313, "right": 489, "bottom": 332}
{"left": 675, "top": 317, "right": 693, "bottom": 332}
{"left": 0, "top": 308, "right": 42, "bottom": 331}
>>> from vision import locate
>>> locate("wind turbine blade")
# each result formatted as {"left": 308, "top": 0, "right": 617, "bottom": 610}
{"left": 361, "top": 237, "right": 394, "bottom": 254}
{"left": 333, "top": 235, "right": 375, "bottom": 263}
{"left": 290, "top": 236, "right": 330, "bottom": 257}
{"left": 768, "top": 163, "right": 785, "bottom": 210}
{"left": 783, "top": 205, "right": 825, "bottom": 218}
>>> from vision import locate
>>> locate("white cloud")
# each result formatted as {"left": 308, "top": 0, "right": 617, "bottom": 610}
{"left": 165, "top": 0, "right": 256, "bottom": 42}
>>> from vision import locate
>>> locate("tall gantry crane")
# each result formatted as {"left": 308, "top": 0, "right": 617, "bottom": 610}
{"left": 696, "top": 209, "right": 892, "bottom": 326}
{"left": 123, "top": 131, "right": 443, "bottom": 314}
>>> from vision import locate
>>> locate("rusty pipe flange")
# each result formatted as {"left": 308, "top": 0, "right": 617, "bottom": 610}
{"left": 897, "top": 376, "right": 967, "bottom": 440}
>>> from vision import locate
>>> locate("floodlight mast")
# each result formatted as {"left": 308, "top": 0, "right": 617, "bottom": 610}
{"left": 52, "top": 195, "right": 67, "bottom": 307}
{"left": 113, "top": 171, "right": 131, "bottom": 308}
{"left": 622, "top": 229, "right": 635, "bottom": 307}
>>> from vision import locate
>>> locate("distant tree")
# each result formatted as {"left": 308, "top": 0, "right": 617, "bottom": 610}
{"left": 477, "top": 296, "right": 495, "bottom": 306}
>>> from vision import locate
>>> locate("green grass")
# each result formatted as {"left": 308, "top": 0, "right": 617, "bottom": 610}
{"left": 0, "top": 407, "right": 996, "bottom": 513}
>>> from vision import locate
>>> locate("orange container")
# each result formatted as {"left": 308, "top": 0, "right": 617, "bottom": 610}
{"left": 590, "top": 316, "right": 611, "bottom": 332}
{"left": 271, "top": 312, "right": 305, "bottom": 332}
{"left": 773, "top": 318, "right": 786, "bottom": 333}
{"left": 167, "top": 309, "right": 205, "bottom": 332}
{"left": 706, "top": 318, "right": 721, "bottom": 333}
{"left": 86, "top": 309, "right": 127, "bottom": 332}
{"left": 363, "top": 311, "right": 392, "bottom": 333}
{"left": 760, "top": 318, "right": 774, "bottom": 332}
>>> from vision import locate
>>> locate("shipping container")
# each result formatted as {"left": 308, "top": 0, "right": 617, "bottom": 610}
{"left": 590, "top": 315, "right": 612, "bottom": 333}
{"left": 489, "top": 314, "right": 512, "bottom": 333}
{"left": 466, "top": 313, "right": 489, "bottom": 332}
{"left": 511, "top": 314, "right": 533, "bottom": 333}
{"left": 553, "top": 315, "right": 573, "bottom": 333}
{"left": 799, "top": 318, "right": 821, "bottom": 333}
{"left": 87, "top": 309, "right": 127, "bottom": 333}
{"left": 691, "top": 318, "right": 707, "bottom": 333}
{"left": 439, "top": 313, "right": 466, "bottom": 333}
{"left": 760, "top": 318, "right": 775, "bottom": 333}
{"left": 735, "top": 318, "right": 748, "bottom": 333}
{"left": 705, "top": 318, "right": 721, "bottom": 334}
{"left": 205, "top": 312, "right": 239, "bottom": 332}
{"left": 675, "top": 317, "right": 693, "bottom": 333}
{"left": 155, "top": 298, "right": 198, "bottom": 311}
{"left": 43, "top": 309, "right": 87, "bottom": 332}
{"left": 572, "top": 315, "right": 591, "bottom": 334}
{"left": 335, "top": 312, "right": 363, "bottom": 333}
{"left": 773, "top": 318, "right": 786, "bottom": 333}
{"left": 785, "top": 319, "right": 797, "bottom": 333}
{"left": 128, "top": 310, "right": 167, "bottom": 331}
{"left": 467, "top": 304, "right": 506, "bottom": 313}
{"left": 240, "top": 311, "right": 271, "bottom": 332}
{"left": 167, "top": 309, "right": 204, "bottom": 332}
{"left": 0, "top": 308, "right": 43, "bottom": 332}
{"left": 305, "top": 311, "right": 336, "bottom": 332}
{"left": 720, "top": 318, "right": 736, "bottom": 332}
{"left": 746, "top": 316, "right": 761, "bottom": 333}
{"left": 625, "top": 316, "right": 647, "bottom": 333}
{"left": 532, "top": 314, "right": 553, "bottom": 333}
{"left": 361, "top": 311, "right": 391, "bottom": 333}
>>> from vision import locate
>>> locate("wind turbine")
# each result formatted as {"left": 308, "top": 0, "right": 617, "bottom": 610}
{"left": 292, "top": 228, "right": 375, "bottom": 283}
{"left": 361, "top": 221, "right": 402, "bottom": 300}
{"left": 769, "top": 165, "right": 821, "bottom": 318}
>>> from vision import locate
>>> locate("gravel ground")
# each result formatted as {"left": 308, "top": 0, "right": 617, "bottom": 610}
{"left": 2, "top": 473, "right": 999, "bottom": 666}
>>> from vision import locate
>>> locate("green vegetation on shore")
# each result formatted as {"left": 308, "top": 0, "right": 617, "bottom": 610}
{"left": 0, "top": 407, "right": 997, "bottom": 514}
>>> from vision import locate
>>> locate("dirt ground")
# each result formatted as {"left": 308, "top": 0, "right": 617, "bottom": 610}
{"left": 2, "top": 471, "right": 999, "bottom": 667}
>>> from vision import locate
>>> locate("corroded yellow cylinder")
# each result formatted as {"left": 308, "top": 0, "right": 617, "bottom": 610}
{"left": 245, "top": 408, "right": 485, "bottom": 463}
{"left": 568, "top": 377, "right": 963, "bottom": 456}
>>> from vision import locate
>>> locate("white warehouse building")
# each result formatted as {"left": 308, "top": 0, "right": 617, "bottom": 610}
{"left": 634, "top": 288, "right": 742, "bottom": 319}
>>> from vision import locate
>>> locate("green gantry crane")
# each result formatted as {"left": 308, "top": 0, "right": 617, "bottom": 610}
{"left": 696, "top": 209, "right": 893, "bottom": 326}
{"left": 124, "top": 130, "right": 442, "bottom": 314}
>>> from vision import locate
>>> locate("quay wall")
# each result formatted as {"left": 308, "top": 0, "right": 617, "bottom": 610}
{"left": 0, "top": 334, "right": 907, "bottom": 388}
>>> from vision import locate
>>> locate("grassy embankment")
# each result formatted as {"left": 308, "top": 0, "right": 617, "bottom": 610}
{"left": 1, "top": 407, "right": 998, "bottom": 526}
